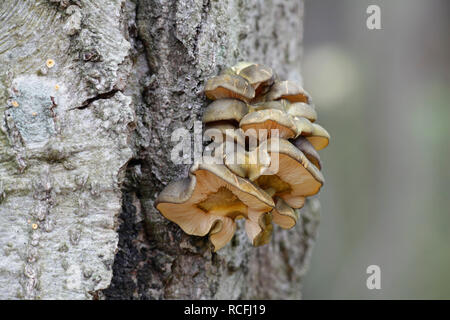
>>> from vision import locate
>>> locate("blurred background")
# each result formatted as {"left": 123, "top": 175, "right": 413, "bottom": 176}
{"left": 301, "top": 0, "right": 450, "bottom": 299}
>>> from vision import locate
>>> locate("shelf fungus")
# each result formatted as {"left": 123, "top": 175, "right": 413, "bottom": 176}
{"left": 155, "top": 62, "right": 331, "bottom": 251}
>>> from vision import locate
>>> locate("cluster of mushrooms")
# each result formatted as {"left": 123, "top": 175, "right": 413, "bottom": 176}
{"left": 155, "top": 62, "right": 330, "bottom": 251}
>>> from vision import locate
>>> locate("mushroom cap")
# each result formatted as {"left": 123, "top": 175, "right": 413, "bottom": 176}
{"left": 292, "top": 116, "right": 314, "bottom": 138}
{"left": 251, "top": 100, "right": 287, "bottom": 112}
{"left": 266, "top": 80, "right": 311, "bottom": 104}
{"left": 254, "top": 138, "right": 324, "bottom": 208}
{"left": 238, "top": 64, "right": 275, "bottom": 95}
{"left": 245, "top": 211, "right": 273, "bottom": 246}
{"left": 219, "top": 142, "right": 272, "bottom": 181}
{"left": 204, "top": 122, "right": 246, "bottom": 147}
{"left": 291, "top": 136, "right": 322, "bottom": 170}
{"left": 155, "top": 162, "right": 274, "bottom": 251}
{"left": 240, "top": 108, "right": 298, "bottom": 140}
{"left": 229, "top": 61, "right": 255, "bottom": 74}
{"left": 306, "top": 123, "right": 330, "bottom": 151}
{"left": 202, "top": 99, "right": 249, "bottom": 124}
{"left": 272, "top": 197, "right": 299, "bottom": 229}
{"left": 205, "top": 74, "right": 255, "bottom": 102}
{"left": 286, "top": 102, "right": 317, "bottom": 122}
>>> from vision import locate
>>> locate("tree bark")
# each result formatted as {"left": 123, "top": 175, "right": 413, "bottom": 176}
{"left": 0, "top": 0, "right": 320, "bottom": 300}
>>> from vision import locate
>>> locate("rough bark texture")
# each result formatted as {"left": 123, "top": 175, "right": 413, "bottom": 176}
{"left": 0, "top": 0, "right": 320, "bottom": 300}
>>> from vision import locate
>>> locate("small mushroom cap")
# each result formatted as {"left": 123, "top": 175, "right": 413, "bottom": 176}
{"left": 254, "top": 138, "right": 324, "bottom": 208}
{"left": 272, "top": 197, "right": 298, "bottom": 229}
{"left": 245, "top": 210, "right": 273, "bottom": 246}
{"left": 306, "top": 123, "right": 330, "bottom": 151}
{"left": 205, "top": 74, "right": 255, "bottom": 102}
{"left": 202, "top": 99, "right": 249, "bottom": 124}
{"left": 286, "top": 102, "right": 317, "bottom": 122}
{"left": 229, "top": 61, "right": 255, "bottom": 74}
{"left": 238, "top": 64, "right": 275, "bottom": 95}
{"left": 220, "top": 142, "right": 272, "bottom": 181}
{"left": 291, "top": 136, "right": 322, "bottom": 170}
{"left": 204, "top": 122, "right": 246, "bottom": 147}
{"left": 240, "top": 109, "right": 298, "bottom": 140}
{"left": 250, "top": 100, "right": 287, "bottom": 112}
{"left": 155, "top": 162, "right": 274, "bottom": 250}
{"left": 266, "top": 80, "right": 311, "bottom": 103}
{"left": 292, "top": 116, "right": 314, "bottom": 138}
{"left": 209, "top": 217, "right": 237, "bottom": 251}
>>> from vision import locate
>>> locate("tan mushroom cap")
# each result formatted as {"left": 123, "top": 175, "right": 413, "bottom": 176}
{"left": 155, "top": 162, "right": 274, "bottom": 251}
{"left": 292, "top": 116, "right": 314, "bottom": 138}
{"left": 240, "top": 108, "right": 298, "bottom": 140}
{"left": 202, "top": 99, "right": 249, "bottom": 124}
{"left": 266, "top": 80, "right": 311, "bottom": 104}
{"left": 204, "top": 122, "right": 247, "bottom": 148}
{"left": 306, "top": 123, "right": 330, "bottom": 151}
{"left": 245, "top": 211, "right": 273, "bottom": 246}
{"left": 238, "top": 64, "right": 275, "bottom": 95}
{"left": 291, "top": 136, "right": 322, "bottom": 170}
{"left": 219, "top": 142, "right": 272, "bottom": 181}
{"left": 272, "top": 197, "right": 299, "bottom": 229}
{"left": 286, "top": 102, "right": 317, "bottom": 122}
{"left": 228, "top": 61, "right": 255, "bottom": 74}
{"left": 254, "top": 138, "right": 324, "bottom": 209}
{"left": 205, "top": 74, "right": 255, "bottom": 102}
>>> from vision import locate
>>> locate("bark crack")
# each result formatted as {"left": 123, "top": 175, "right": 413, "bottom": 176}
{"left": 71, "top": 89, "right": 120, "bottom": 110}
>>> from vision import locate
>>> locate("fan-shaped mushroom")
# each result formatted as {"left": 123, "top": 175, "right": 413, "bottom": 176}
{"left": 205, "top": 74, "right": 255, "bottom": 102}
{"left": 239, "top": 108, "right": 298, "bottom": 140}
{"left": 291, "top": 136, "right": 322, "bottom": 170}
{"left": 305, "top": 123, "right": 330, "bottom": 151}
{"left": 286, "top": 102, "right": 317, "bottom": 123}
{"left": 266, "top": 80, "right": 311, "bottom": 104}
{"left": 155, "top": 161, "right": 274, "bottom": 251}
{"left": 202, "top": 99, "right": 249, "bottom": 124}
{"left": 237, "top": 64, "right": 275, "bottom": 95}
{"left": 271, "top": 197, "right": 299, "bottom": 229}
{"left": 253, "top": 138, "right": 324, "bottom": 209}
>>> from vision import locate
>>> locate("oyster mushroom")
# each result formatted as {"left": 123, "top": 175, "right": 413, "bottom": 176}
{"left": 291, "top": 136, "right": 322, "bottom": 170}
{"left": 253, "top": 138, "right": 324, "bottom": 209}
{"left": 271, "top": 197, "right": 299, "bottom": 229}
{"left": 202, "top": 99, "right": 249, "bottom": 124}
{"left": 306, "top": 123, "right": 330, "bottom": 151}
{"left": 239, "top": 108, "right": 298, "bottom": 140}
{"left": 237, "top": 64, "right": 275, "bottom": 95}
{"left": 155, "top": 161, "right": 274, "bottom": 251}
{"left": 205, "top": 74, "right": 255, "bottom": 102}
{"left": 266, "top": 80, "right": 311, "bottom": 104}
{"left": 286, "top": 102, "right": 317, "bottom": 123}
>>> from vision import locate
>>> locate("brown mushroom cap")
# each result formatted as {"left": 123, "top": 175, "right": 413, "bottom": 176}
{"left": 155, "top": 162, "right": 274, "bottom": 251}
{"left": 272, "top": 197, "right": 298, "bottom": 229}
{"left": 202, "top": 99, "right": 249, "bottom": 124}
{"left": 306, "top": 123, "right": 330, "bottom": 151}
{"left": 240, "top": 108, "right": 298, "bottom": 140}
{"left": 291, "top": 136, "right": 322, "bottom": 170}
{"left": 205, "top": 74, "right": 255, "bottom": 102}
{"left": 254, "top": 138, "right": 324, "bottom": 208}
{"left": 266, "top": 80, "right": 311, "bottom": 104}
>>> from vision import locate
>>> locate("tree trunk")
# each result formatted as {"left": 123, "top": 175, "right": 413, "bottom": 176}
{"left": 0, "top": 0, "right": 320, "bottom": 300}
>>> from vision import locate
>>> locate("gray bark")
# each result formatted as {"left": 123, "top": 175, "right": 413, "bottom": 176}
{"left": 0, "top": 0, "right": 320, "bottom": 299}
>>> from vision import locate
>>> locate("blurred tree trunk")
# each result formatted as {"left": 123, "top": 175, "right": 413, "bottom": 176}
{"left": 0, "top": 0, "right": 320, "bottom": 300}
